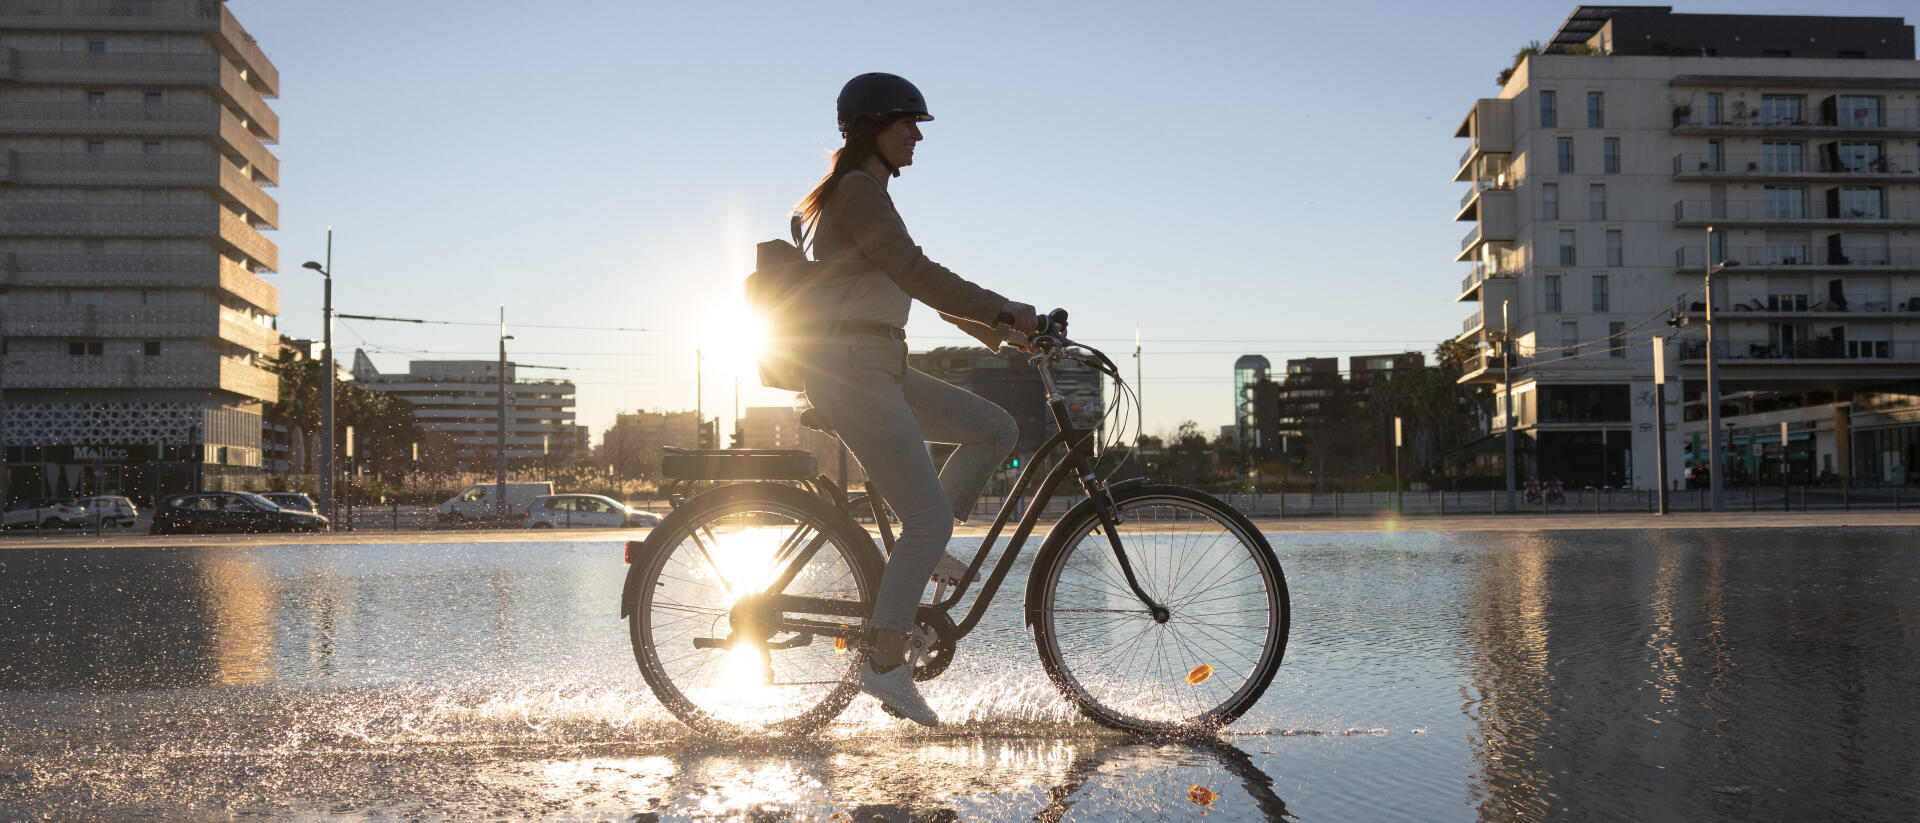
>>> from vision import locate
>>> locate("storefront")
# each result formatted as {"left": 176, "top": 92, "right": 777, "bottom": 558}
{"left": 3, "top": 444, "right": 201, "bottom": 505}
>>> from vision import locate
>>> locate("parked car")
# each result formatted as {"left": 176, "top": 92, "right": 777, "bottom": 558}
{"left": 149, "top": 492, "right": 329, "bottom": 535}
{"left": 260, "top": 492, "right": 318, "bottom": 513}
{"left": 523, "top": 494, "right": 661, "bottom": 529}
{"left": 3, "top": 499, "right": 87, "bottom": 529}
{"left": 438, "top": 482, "right": 554, "bottom": 523}
{"left": 1686, "top": 466, "right": 1711, "bottom": 489}
{"left": 74, "top": 495, "right": 139, "bottom": 528}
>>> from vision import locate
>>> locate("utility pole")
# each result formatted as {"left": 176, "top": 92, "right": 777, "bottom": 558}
{"left": 1705, "top": 226, "right": 1732, "bottom": 512}
{"left": 1393, "top": 416, "right": 1403, "bottom": 515}
{"left": 496, "top": 305, "right": 511, "bottom": 521}
{"left": 299, "top": 229, "right": 335, "bottom": 529}
{"left": 1133, "top": 327, "right": 1143, "bottom": 455}
{"left": 1501, "top": 300, "right": 1516, "bottom": 512}
{"left": 1653, "top": 335, "right": 1670, "bottom": 514}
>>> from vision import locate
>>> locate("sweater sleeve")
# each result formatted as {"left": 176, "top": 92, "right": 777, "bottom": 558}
{"left": 834, "top": 172, "right": 1008, "bottom": 325}
{"left": 939, "top": 311, "right": 1007, "bottom": 352}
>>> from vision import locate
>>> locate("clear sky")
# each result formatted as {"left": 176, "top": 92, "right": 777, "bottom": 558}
{"left": 231, "top": 0, "right": 1915, "bottom": 444}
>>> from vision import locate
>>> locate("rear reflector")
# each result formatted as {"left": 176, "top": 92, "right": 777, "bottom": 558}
{"left": 625, "top": 540, "right": 642, "bottom": 564}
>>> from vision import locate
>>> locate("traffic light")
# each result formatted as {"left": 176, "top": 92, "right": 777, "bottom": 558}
{"left": 1001, "top": 455, "right": 1021, "bottom": 471}
{"left": 697, "top": 419, "right": 716, "bottom": 450}
{"left": 731, "top": 424, "right": 745, "bottom": 449}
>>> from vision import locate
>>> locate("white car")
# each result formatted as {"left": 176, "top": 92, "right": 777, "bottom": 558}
{"left": 75, "top": 495, "right": 140, "bottom": 527}
{"left": 523, "top": 494, "right": 661, "bottom": 529}
{"left": 3, "top": 499, "right": 87, "bottom": 529}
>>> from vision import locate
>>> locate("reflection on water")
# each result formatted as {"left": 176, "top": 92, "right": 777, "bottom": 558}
{"left": 1, "top": 528, "right": 1917, "bottom": 820}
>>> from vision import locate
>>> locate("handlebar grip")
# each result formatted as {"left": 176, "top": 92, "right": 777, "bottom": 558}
{"left": 1039, "top": 308, "right": 1069, "bottom": 336}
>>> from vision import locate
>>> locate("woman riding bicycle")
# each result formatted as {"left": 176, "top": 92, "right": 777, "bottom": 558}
{"left": 793, "top": 72, "right": 1040, "bottom": 726}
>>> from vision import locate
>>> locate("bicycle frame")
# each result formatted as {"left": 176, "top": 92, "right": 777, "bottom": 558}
{"left": 763, "top": 347, "right": 1166, "bottom": 643}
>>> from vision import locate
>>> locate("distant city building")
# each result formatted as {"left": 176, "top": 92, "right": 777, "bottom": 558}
{"left": 740, "top": 405, "right": 804, "bottom": 451}
{"left": 352, "top": 355, "right": 578, "bottom": 465}
{"left": 1348, "top": 352, "right": 1425, "bottom": 393}
{"left": 602, "top": 409, "right": 698, "bottom": 477}
{"left": 907, "top": 346, "right": 1104, "bottom": 454}
{"left": 1453, "top": 6, "right": 1920, "bottom": 488}
{"left": 1232, "top": 355, "right": 1271, "bottom": 466}
{"left": 0, "top": 0, "right": 283, "bottom": 501}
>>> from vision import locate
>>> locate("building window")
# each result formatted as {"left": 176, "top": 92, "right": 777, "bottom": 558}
{"left": 143, "top": 90, "right": 162, "bottom": 104}
{"left": 1707, "top": 93, "right": 1724, "bottom": 124}
{"left": 1838, "top": 187, "right": 1884, "bottom": 219}
{"left": 1542, "top": 183, "right": 1559, "bottom": 220}
{"left": 1559, "top": 229, "right": 1577, "bottom": 265}
{"left": 1540, "top": 90, "right": 1557, "bottom": 127}
{"left": 1705, "top": 140, "right": 1724, "bottom": 171}
{"left": 1589, "top": 184, "right": 1606, "bottom": 220}
{"left": 1603, "top": 138, "right": 1620, "bottom": 174}
{"left": 1592, "top": 275, "right": 1609, "bottom": 311}
{"left": 1836, "top": 95, "right": 1883, "bottom": 128}
{"left": 66, "top": 289, "right": 105, "bottom": 305}
{"left": 86, "top": 141, "right": 105, "bottom": 154}
{"left": 1609, "top": 322, "right": 1627, "bottom": 358}
{"left": 87, "top": 39, "right": 106, "bottom": 53}
{"left": 87, "top": 90, "right": 105, "bottom": 104}
{"left": 143, "top": 141, "right": 163, "bottom": 154}
{"left": 141, "top": 289, "right": 165, "bottom": 305}
{"left": 1544, "top": 275, "right": 1562, "bottom": 312}
{"left": 1836, "top": 141, "right": 1882, "bottom": 173}
{"left": 1763, "top": 141, "right": 1804, "bottom": 172}
{"left": 1606, "top": 230, "right": 1623, "bottom": 267}
{"left": 144, "top": 341, "right": 162, "bottom": 357}
{"left": 69, "top": 341, "right": 104, "bottom": 356}
{"left": 1765, "top": 186, "right": 1806, "bottom": 219}
{"left": 1587, "top": 92, "right": 1604, "bottom": 128}
{"left": 1557, "top": 137, "right": 1574, "bottom": 173}
{"left": 1560, "top": 321, "right": 1580, "bottom": 358}
{"left": 1761, "top": 94, "right": 1805, "bottom": 125}
{"left": 1762, "top": 49, "right": 1792, "bottom": 58}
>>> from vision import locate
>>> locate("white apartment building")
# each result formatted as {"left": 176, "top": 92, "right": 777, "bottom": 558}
{"left": 1454, "top": 6, "right": 1920, "bottom": 489}
{"left": 0, "top": 0, "right": 281, "bottom": 501}
{"left": 353, "top": 356, "right": 579, "bottom": 467}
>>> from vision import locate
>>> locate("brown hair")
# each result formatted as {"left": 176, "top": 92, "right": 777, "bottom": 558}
{"left": 796, "top": 117, "right": 892, "bottom": 233}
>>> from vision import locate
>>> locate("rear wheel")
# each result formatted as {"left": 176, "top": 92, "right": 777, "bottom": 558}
{"left": 1028, "top": 485, "right": 1288, "bottom": 735}
{"left": 629, "top": 483, "right": 882, "bottom": 735}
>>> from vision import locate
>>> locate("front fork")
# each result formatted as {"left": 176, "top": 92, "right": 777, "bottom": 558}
{"left": 1073, "top": 447, "right": 1171, "bottom": 624}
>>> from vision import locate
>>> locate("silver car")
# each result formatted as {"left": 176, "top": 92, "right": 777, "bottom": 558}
{"left": 523, "top": 494, "right": 660, "bottom": 529}
{"left": 75, "top": 495, "right": 140, "bottom": 528}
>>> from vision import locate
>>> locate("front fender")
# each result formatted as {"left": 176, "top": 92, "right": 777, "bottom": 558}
{"left": 1020, "top": 478, "right": 1148, "bottom": 627}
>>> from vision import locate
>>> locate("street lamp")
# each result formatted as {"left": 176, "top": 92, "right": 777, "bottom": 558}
{"left": 1501, "top": 299, "right": 1517, "bottom": 512}
{"left": 497, "top": 305, "right": 513, "bottom": 522}
{"left": 299, "top": 228, "right": 336, "bottom": 529}
{"left": 1705, "top": 226, "right": 1738, "bottom": 512}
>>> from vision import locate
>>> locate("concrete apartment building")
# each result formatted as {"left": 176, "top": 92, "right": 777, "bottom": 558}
{"left": 1454, "top": 6, "right": 1920, "bottom": 489}
{"left": 0, "top": 0, "right": 280, "bottom": 501}
{"left": 352, "top": 356, "right": 579, "bottom": 466}
{"left": 908, "top": 346, "right": 1104, "bottom": 455}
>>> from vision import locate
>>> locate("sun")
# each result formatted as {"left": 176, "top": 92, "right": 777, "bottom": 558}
{"left": 700, "top": 295, "right": 769, "bottom": 385}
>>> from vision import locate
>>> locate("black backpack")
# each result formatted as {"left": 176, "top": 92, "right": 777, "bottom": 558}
{"left": 745, "top": 215, "right": 831, "bottom": 391}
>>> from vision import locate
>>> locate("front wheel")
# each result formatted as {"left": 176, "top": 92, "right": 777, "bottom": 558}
{"left": 1027, "top": 484, "right": 1289, "bottom": 735}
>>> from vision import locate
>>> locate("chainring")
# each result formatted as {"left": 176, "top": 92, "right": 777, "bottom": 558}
{"left": 908, "top": 608, "right": 959, "bottom": 682}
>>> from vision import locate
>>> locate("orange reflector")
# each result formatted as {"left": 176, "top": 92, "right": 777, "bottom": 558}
{"left": 1186, "top": 664, "right": 1214, "bottom": 685}
{"left": 1188, "top": 784, "right": 1217, "bottom": 810}
{"left": 834, "top": 636, "right": 848, "bottom": 655}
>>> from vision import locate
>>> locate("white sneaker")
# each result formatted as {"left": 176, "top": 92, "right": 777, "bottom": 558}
{"left": 858, "top": 661, "right": 939, "bottom": 727}
{"left": 931, "top": 551, "right": 969, "bottom": 584}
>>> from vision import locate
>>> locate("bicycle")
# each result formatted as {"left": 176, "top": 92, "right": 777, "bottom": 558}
{"left": 620, "top": 309, "right": 1290, "bottom": 736}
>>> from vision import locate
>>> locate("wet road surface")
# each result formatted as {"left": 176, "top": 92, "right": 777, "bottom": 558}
{"left": 3, "top": 526, "right": 1918, "bottom": 821}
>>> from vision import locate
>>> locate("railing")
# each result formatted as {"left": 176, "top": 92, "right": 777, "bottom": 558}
{"left": 1460, "top": 349, "right": 1506, "bottom": 375}
{"left": 1459, "top": 141, "right": 1476, "bottom": 170}
{"left": 1674, "top": 199, "right": 1920, "bottom": 223}
{"left": 1677, "top": 245, "right": 1920, "bottom": 269}
{"left": 1711, "top": 295, "right": 1920, "bottom": 314}
{"left": 1461, "top": 310, "right": 1484, "bottom": 335}
{"left": 1459, "top": 177, "right": 1514, "bottom": 209}
{"left": 1677, "top": 340, "right": 1920, "bottom": 361}
{"left": 1674, "top": 108, "right": 1920, "bottom": 130}
{"left": 1460, "top": 223, "right": 1483, "bottom": 251}
{"left": 1674, "top": 152, "right": 1919, "bottom": 177}
{"left": 1460, "top": 266, "right": 1515, "bottom": 296}
{"left": 0, "top": 48, "right": 219, "bottom": 78}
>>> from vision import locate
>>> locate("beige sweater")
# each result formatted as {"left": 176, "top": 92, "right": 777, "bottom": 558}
{"left": 812, "top": 170, "right": 1008, "bottom": 349}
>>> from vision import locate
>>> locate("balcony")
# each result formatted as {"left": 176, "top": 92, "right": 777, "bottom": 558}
{"left": 1460, "top": 309, "right": 1485, "bottom": 337}
{"left": 1455, "top": 346, "right": 1509, "bottom": 385}
{"left": 1672, "top": 107, "right": 1920, "bottom": 137}
{"left": 0, "top": 203, "right": 275, "bottom": 271}
{"left": 1676, "top": 245, "right": 1920, "bottom": 273}
{"left": 1673, "top": 199, "right": 1920, "bottom": 228}
{"left": 0, "top": 353, "right": 277, "bottom": 401}
{"left": 1455, "top": 190, "right": 1516, "bottom": 261}
{"left": 1459, "top": 270, "right": 1517, "bottom": 311}
{"left": 1454, "top": 98, "right": 1514, "bottom": 179}
{"left": 1674, "top": 152, "right": 1920, "bottom": 182}
{"left": 0, "top": 252, "right": 276, "bottom": 312}
{"left": 0, "top": 303, "right": 278, "bottom": 349}
{"left": 1678, "top": 339, "right": 1920, "bottom": 365}
{"left": 0, "top": 2, "right": 278, "bottom": 97}
{"left": 0, "top": 103, "right": 277, "bottom": 184}
{"left": 0, "top": 152, "right": 277, "bottom": 227}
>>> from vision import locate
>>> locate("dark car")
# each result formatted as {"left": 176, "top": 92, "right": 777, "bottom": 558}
{"left": 261, "top": 492, "right": 318, "bottom": 513}
{"left": 1685, "top": 466, "right": 1710, "bottom": 489}
{"left": 149, "top": 492, "right": 329, "bottom": 535}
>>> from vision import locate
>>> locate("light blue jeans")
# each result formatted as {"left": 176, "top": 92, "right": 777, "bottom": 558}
{"left": 803, "top": 335, "right": 1019, "bottom": 633}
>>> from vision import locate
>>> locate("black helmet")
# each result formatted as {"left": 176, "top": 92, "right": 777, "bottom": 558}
{"left": 836, "top": 72, "right": 933, "bottom": 138}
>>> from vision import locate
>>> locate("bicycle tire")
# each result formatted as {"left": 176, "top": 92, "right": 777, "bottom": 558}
{"left": 627, "top": 482, "right": 883, "bottom": 735}
{"left": 1026, "top": 484, "right": 1288, "bottom": 735}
